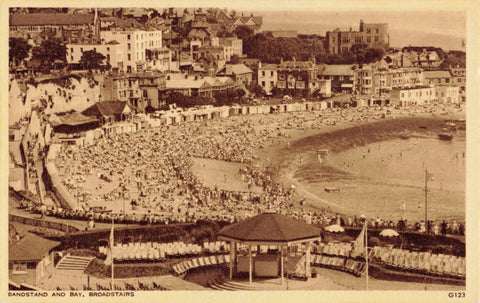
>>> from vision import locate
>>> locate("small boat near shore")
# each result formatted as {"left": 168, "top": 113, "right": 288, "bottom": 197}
{"left": 399, "top": 134, "right": 410, "bottom": 140}
{"left": 438, "top": 133, "right": 453, "bottom": 141}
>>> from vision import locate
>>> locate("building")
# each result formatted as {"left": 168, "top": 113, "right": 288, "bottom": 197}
{"left": 390, "top": 86, "right": 436, "bottom": 107}
{"left": 326, "top": 20, "right": 389, "bottom": 54}
{"left": 82, "top": 100, "right": 132, "bottom": 124}
{"left": 102, "top": 73, "right": 166, "bottom": 111}
{"left": 354, "top": 64, "right": 423, "bottom": 104}
{"left": 422, "top": 70, "right": 453, "bottom": 86}
{"left": 9, "top": 231, "right": 59, "bottom": 288}
{"left": 165, "top": 73, "right": 235, "bottom": 97}
{"left": 198, "top": 46, "right": 226, "bottom": 70}
{"left": 316, "top": 64, "right": 355, "bottom": 93}
{"left": 217, "top": 64, "right": 253, "bottom": 86}
{"left": 9, "top": 13, "right": 99, "bottom": 43}
{"left": 258, "top": 64, "right": 278, "bottom": 95}
{"left": 232, "top": 15, "right": 263, "bottom": 33}
{"left": 100, "top": 29, "right": 164, "bottom": 72}
{"left": 66, "top": 41, "right": 124, "bottom": 70}
{"left": 211, "top": 37, "right": 243, "bottom": 61}
{"left": 449, "top": 67, "right": 466, "bottom": 102}
{"left": 276, "top": 60, "right": 317, "bottom": 97}
{"left": 401, "top": 47, "right": 443, "bottom": 70}
{"left": 435, "top": 85, "right": 460, "bottom": 104}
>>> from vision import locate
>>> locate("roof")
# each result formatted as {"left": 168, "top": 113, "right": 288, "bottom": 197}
{"left": 82, "top": 101, "right": 130, "bottom": 117}
{"left": 165, "top": 74, "right": 210, "bottom": 89}
{"left": 259, "top": 64, "right": 278, "bottom": 71}
{"left": 50, "top": 112, "right": 99, "bottom": 127}
{"left": 423, "top": 71, "right": 452, "bottom": 79}
{"left": 9, "top": 233, "right": 60, "bottom": 262}
{"left": 218, "top": 212, "right": 322, "bottom": 243}
{"left": 279, "top": 61, "right": 314, "bottom": 70}
{"left": 10, "top": 13, "right": 94, "bottom": 26}
{"left": 321, "top": 64, "right": 355, "bottom": 76}
{"left": 219, "top": 64, "right": 253, "bottom": 75}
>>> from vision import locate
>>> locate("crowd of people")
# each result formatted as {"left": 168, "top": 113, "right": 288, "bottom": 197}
{"left": 20, "top": 101, "right": 461, "bottom": 236}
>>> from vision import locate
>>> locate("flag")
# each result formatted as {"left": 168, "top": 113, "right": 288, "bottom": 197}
{"left": 425, "top": 170, "right": 434, "bottom": 182}
{"left": 350, "top": 223, "right": 366, "bottom": 258}
{"left": 104, "top": 221, "right": 114, "bottom": 266}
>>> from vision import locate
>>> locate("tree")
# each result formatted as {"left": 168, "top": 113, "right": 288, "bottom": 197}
{"left": 79, "top": 50, "right": 107, "bottom": 70}
{"left": 30, "top": 38, "right": 67, "bottom": 70}
{"left": 229, "top": 54, "right": 240, "bottom": 64}
{"left": 234, "top": 25, "right": 254, "bottom": 40}
{"left": 9, "top": 38, "right": 31, "bottom": 67}
{"left": 248, "top": 83, "right": 263, "bottom": 97}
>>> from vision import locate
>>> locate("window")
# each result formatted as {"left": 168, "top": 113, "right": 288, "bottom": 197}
{"left": 128, "top": 43, "right": 131, "bottom": 50}
{"left": 375, "top": 28, "right": 379, "bottom": 34}
{"left": 128, "top": 54, "right": 131, "bottom": 61}
{"left": 367, "top": 29, "right": 371, "bottom": 34}
{"left": 71, "top": 47, "right": 74, "bottom": 53}
{"left": 278, "top": 74, "right": 285, "bottom": 80}
{"left": 12, "top": 262, "right": 27, "bottom": 274}
{"left": 270, "top": 71, "right": 274, "bottom": 77}
{"left": 446, "top": 78, "right": 450, "bottom": 83}
{"left": 262, "top": 71, "right": 265, "bottom": 77}
{"left": 374, "top": 36, "right": 379, "bottom": 42}
{"left": 130, "top": 91, "right": 133, "bottom": 97}
{"left": 70, "top": 55, "right": 73, "bottom": 61}
{"left": 367, "top": 37, "right": 371, "bottom": 43}
{"left": 80, "top": 47, "right": 83, "bottom": 52}
{"left": 143, "top": 90, "right": 148, "bottom": 97}
{"left": 270, "top": 81, "right": 274, "bottom": 87}
{"left": 107, "top": 47, "right": 110, "bottom": 51}
{"left": 261, "top": 81, "right": 265, "bottom": 87}
{"left": 127, "top": 34, "right": 131, "bottom": 40}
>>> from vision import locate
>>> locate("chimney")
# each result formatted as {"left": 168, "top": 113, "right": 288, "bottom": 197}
{"left": 360, "top": 19, "right": 364, "bottom": 32}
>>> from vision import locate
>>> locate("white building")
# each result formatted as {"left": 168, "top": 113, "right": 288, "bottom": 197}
{"left": 66, "top": 41, "right": 124, "bottom": 70}
{"left": 435, "top": 85, "right": 460, "bottom": 104}
{"left": 100, "top": 29, "right": 165, "bottom": 72}
{"left": 390, "top": 86, "right": 436, "bottom": 107}
{"left": 258, "top": 64, "right": 278, "bottom": 95}
{"left": 211, "top": 37, "right": 243, "bottom": 62}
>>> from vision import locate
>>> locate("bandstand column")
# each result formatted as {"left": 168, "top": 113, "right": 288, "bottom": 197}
{"left": 229, "top": 240, "right": 234, "bottom": 280}
{"left": 249, "top": 245, "right": 253, "bottom": 284}
{"left": 305, "top": 241, "right": 311, "bottom": 278}
{"left": 280, "top": 245, "right": 284, "bottom": 286}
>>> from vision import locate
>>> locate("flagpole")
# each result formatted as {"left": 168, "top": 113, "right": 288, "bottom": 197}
{"left": 111, "top": 217, "right": 114, "bottom": 290}
{"left": 365, "top": 220, "right": 369, "bottom": 291}
{"left": 424, "top": 168, "right": 428, "bottom": 235}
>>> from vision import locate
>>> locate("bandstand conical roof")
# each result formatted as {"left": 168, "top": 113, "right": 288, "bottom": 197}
{"left": 218, "top": 212, "right": 321, "bottom": 243}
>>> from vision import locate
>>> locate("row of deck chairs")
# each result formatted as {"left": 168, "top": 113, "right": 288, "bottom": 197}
{"left": 202, "top": 241, "right": 230, "bottom": 253}
{"left": 312, "top": 242, "right": 353, "bottom": 257}
{"left": 172, "top": 254, "right": 230, "bottom": 275}
{"left": 370, "top": 246, "right": 466, "bottom": 279}
{"left": 91, "top": 281, "right": 169, "bottom": 291}
{"left": 99, "top": 241, "right": 204, "bottom": 261}
{"left": 310, "top": 255, "right": 366, "bottom": 277}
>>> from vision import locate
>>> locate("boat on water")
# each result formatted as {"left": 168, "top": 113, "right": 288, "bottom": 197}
{"left": 438, "top": 133, "right": 453, "bottom": 141}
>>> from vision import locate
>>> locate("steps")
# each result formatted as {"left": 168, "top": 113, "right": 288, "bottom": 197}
{"left": 209, "top": 280, "right": 264, "bottom": 291}
{"left": 56, "top": 254, "right": 95, "bottom": 271}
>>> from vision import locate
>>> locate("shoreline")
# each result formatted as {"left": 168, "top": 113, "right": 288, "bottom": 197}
{"left": 256, "top": 113, "right": 466, "bottom": 221}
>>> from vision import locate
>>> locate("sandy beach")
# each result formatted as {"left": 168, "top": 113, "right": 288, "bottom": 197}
{"left": 255, "top": 110, "right": 466, "bottom": 222}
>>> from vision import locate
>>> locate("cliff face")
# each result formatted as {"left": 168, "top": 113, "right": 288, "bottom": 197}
{"left": 26, "top": 77, "right": 101, "bottom": 115}
{"left": 9, "top": 76, "right": 103, "bottom": 126}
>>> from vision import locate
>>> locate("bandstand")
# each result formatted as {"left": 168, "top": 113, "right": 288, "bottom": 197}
{"left": 217, "top": 212, "right": 322, "bottom": 285}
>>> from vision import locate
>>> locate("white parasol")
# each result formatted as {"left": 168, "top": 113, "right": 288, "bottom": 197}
{"left": 379, "top": 229, "right": 400, "bottom": 237}
{"left": 324, "top": 224, "right": 345, "bottom": 233}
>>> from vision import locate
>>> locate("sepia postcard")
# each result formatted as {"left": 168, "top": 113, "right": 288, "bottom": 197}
{"left": 1, "top": 0, "right": 479, "bottom": 302}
